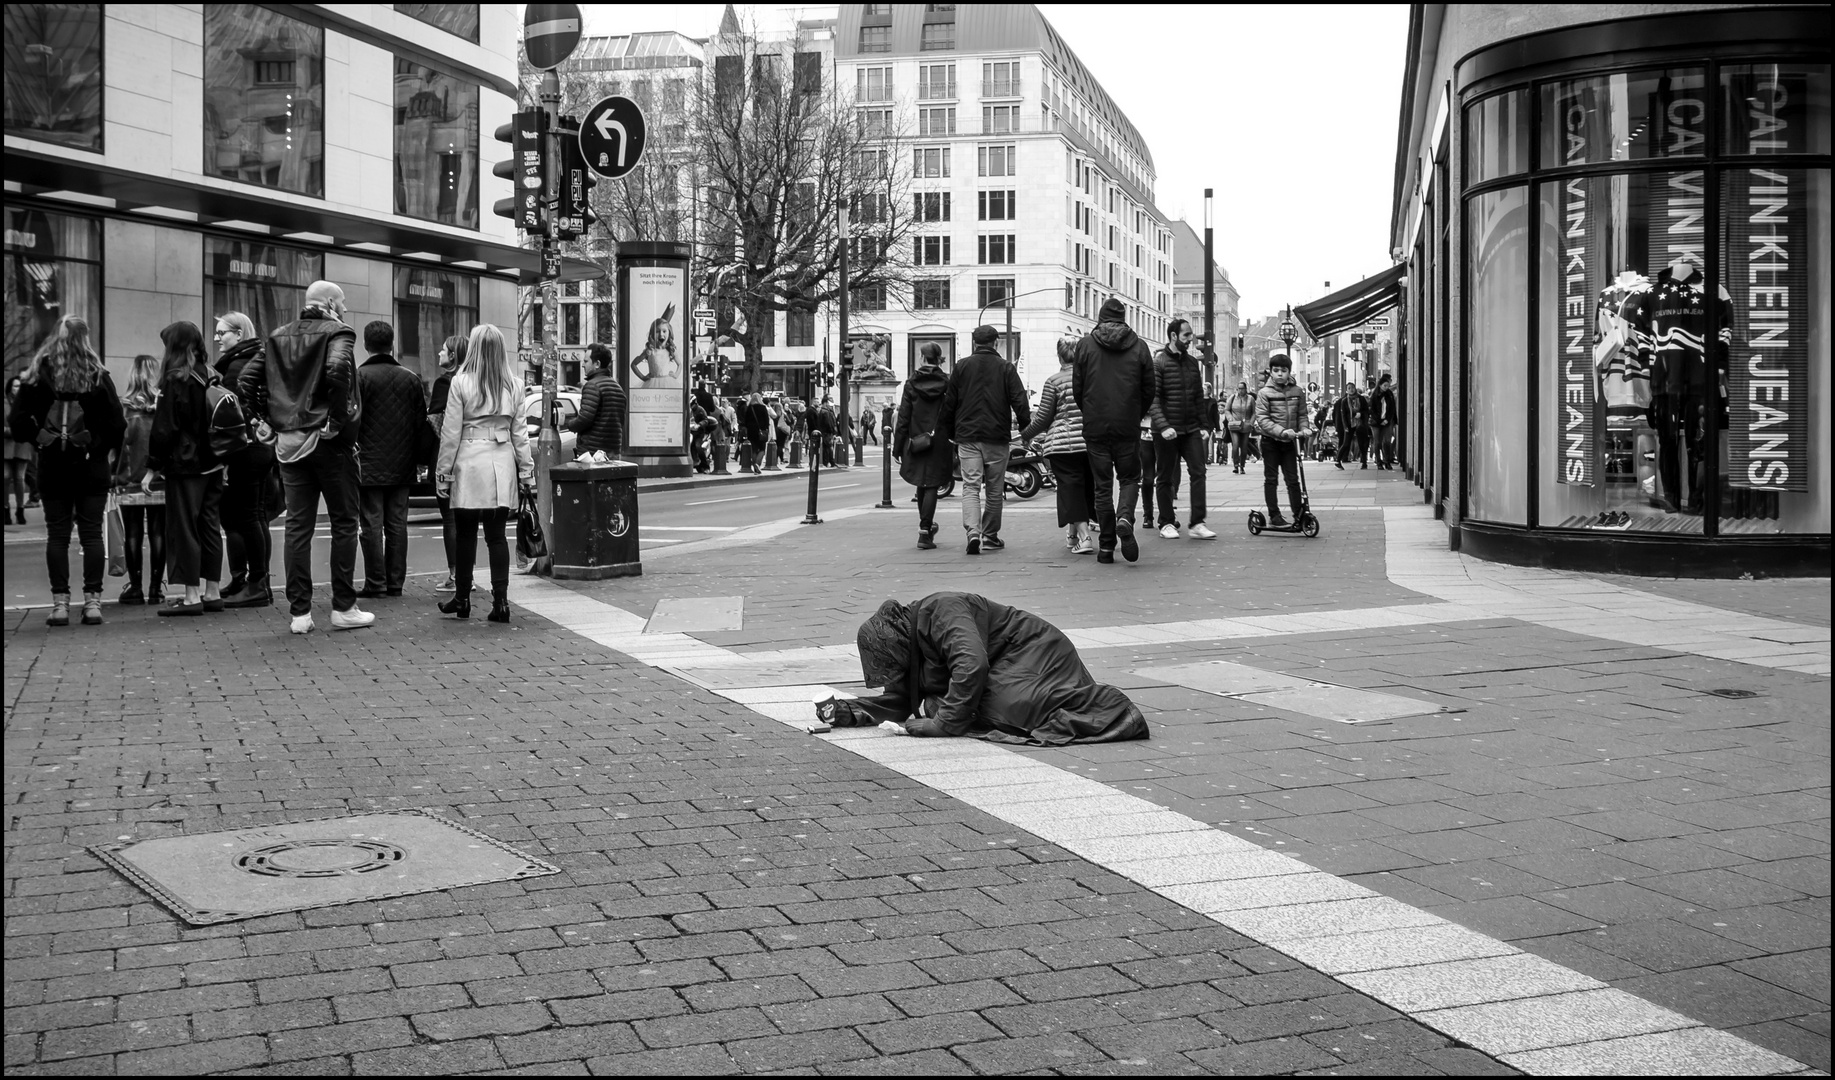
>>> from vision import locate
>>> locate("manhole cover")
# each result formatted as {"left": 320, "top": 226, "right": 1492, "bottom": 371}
{"left": 1705, "top": 688, "right": 1760, "bottom": 699}
{"left": 90, "top": 810, "right": 559, "bottom": 925}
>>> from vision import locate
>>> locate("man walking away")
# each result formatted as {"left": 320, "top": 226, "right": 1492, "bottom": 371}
{"left": 942, "top": 325, "right": 1029, "bottom": 554}
{"left": 1148, "top": 319, "right": 1215, "bottom": 540}
{"left": 568, "top": 343, "right": 626, "bottom": 459}
{"left": 239, "top": 280, "right": 371, "bottom": 634}
{"left": 1253, "top": 354, "right": 1313, "bottom": 527}
{"left": 355, "top": 321, "right": 425, "bottom": 599}
{"left": 1072, "top": 297, "right": 1154, "bottom": 564}
{"left": 1333, "top": 383, "right": 1370, "bottom": 469}
{"left": 1371, "top": 374, "right": 1398, "bottom": 469}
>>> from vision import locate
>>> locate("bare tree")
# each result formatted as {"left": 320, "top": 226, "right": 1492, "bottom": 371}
{"left": 691, "top": 28, "right": 916, "bottom": 392}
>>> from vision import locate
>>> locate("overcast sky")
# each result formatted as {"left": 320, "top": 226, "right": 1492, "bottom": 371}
{"left": 564, "top": 4, "right": 1410, "bottom": 320}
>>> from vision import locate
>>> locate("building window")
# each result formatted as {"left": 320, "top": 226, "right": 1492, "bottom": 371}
{"left": 204, "top": 7, "right": 325, "bottom": 196}
{"left": 918, "top": 64, "right": 956, "bottom": 101}
{"left": 978, "top": 190, "right": 1015, "bottom": 220}
{"left": 859, "top": 26, "right": 890, "bottom": 54}
{"left": 3, "top": 4, "right": 103, "bottom": 152}
{"left": 913, "top": 279, "right": 951, "bottom": 309}
{"left": 715, "top": 55, "right": 742, "bottom": 101}
{"left": 204, "top": 238, "right": 322, "bottom": 356}
{"left": 918, "top": 107, "right": 955, "bottom": 136}
{"left": 914, "top": 147, "right": 951, "bottom": 178}
{"left": 794, "top": 51, "right": 821, "bottom": 95}
{"left": 1465, "top": 90, "right": 1526, "bottom": 184}
{"left": 920, "top": 23, "right": 954, "bottom": 51}
{"left": 393, "top": 267, "right": 479, "bottom": 380}
{"left": 983, "top": 61, "right": 1019, "bottom": 99}
{"left": 977, "top": 144, "right": 1016, "bottom": 177}
{"left": 858, "top": 108, "right": 893, "bottom": 137}
{"left": 915, "top": 236, "right": 951, "bottom": 265}
{"left": 563, "top": 302, "right": 582, "bottom": 345}
{"left": 977, "top": 278, "right": 1015, "bottom": 309}
{"left": 850, "top": 236, "right": 888, "bottom": 265}
{"left": 664, "top": 78, "right": 687, "bottom": 111}
{"left": 863, "top": 3, "right": 891, "bottom": 16}
{"left": 915, "top": 192, "right": 951, "bottom": 221}
{"left": 1065, "top": 278, "right": 1075, "bottom": 310}
{"left": 786, "top": 307, "right": 815, "bottom": 347}
{"left": 855, "top": 148, "right": 889, "bottom": 180}
{"left": 977, "top": 235, "right": 1017, "bottom": 264}
{"left": 852, "top": 284, "right": 886, "bottom": 311}
{"left": 596, "top": 302, "right": 614, "bottom": 346}
{"left": 854, "top": 191, "right": 889, "bottom": 224}
{"left": 393, "top": 58, "right": 478, "bottom": 228}
{"left": 983, "top": 105, "right": 1018, "bottom": 134}
{"left": 3, "top": 208, "right": 102, "bottom": 380}
{"left": 1539, "top": 69, "right": 1707, "bottom": 167}
{"left": 856, "top": 66, "right": 892, "bottom": 103}
{"left": 394, "top": 4, "right": 479, "bottom": 43}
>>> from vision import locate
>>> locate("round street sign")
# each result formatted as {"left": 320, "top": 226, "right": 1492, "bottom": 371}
{"left": 579, "top": 95, "right": 648, "bottom": 180}
{"left": 524, "top": 3, "right": 582, "bottom": 70}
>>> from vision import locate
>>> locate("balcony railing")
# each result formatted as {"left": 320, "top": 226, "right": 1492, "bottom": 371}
{"left": 917, "top": 83, "right": 957, "bottom": 101}
{"left": 982, "top": 80, "right": 1019, "bottom": 98}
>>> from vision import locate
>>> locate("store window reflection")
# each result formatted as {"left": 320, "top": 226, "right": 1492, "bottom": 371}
{"left": 395, "top": 3, "right": 480, "bottom": 44}
{"left": 1539, "top": 69, "right": 1707, "bottom": 167}
{"left": 204, "top": 7, "right": 325, "bottom": 196}
{"left": 394, "top": 59, "right": 479, "bottom": 229}
{"left": 1466, "top": 188, "right": 1528, "bottom": 525}
{"left": 2, "top": 4, "right": 103, "bottom": 152}
{"left": 204, "top": 239, "right": 321, "bottom": 350}
{"left": 3, "top": 209, "right": 101, "bottom": 381}
{"left": 1720, "top": 64, "right": 1830, "bottom": 157}
{"left": 1465, "top": 90, "right": 1526, "bottom": 183}
{"left": 393, "top": 267, "right": 478, "bottom": 380}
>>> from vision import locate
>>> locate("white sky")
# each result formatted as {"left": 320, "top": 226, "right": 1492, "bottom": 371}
{"left": 561, "top": 4, "right": 1410, "bottom": 320}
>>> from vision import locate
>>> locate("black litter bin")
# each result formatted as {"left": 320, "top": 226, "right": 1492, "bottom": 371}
{"left": 547, "top": 460, "right": 641, "bottom": 578}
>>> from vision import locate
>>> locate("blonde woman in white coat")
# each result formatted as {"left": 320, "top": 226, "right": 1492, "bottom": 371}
{"left": 434, "top": 324, "right": 533, "bottom": 622}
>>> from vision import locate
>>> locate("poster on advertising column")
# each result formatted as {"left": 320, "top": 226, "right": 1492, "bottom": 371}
{"left": 1723, "top": 68, "right": 1810, "bottom": 494}
{"left": 622, "top": 264, "right": 686, "bottom": 455}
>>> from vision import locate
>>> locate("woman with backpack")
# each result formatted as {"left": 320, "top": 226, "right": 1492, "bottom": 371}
{"left": 434, "top": 324, "right": 533, "bottom": 623}
{"left": 893, "top": 342, "right": 952, "bottom": 549}
{"left": 5, "top": 316, "right": 125, "bottom": 626}
{"left": 113, "top": 353, "right": 167, "bottom": 606}
{"left": 149, "top": 321, "right": 229, "bottom": 616}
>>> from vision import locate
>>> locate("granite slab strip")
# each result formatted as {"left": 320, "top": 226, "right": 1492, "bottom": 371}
{"left": 1498, "top": 1025, "right": 1810, "bottom": 1075}
{"left": 1222, "top": 895, "right": 1448, "bottom": 942}
{"left": 1337, "top": 954, "right": 1604, "bottom": 1012}
{"left": 1105, "top": 850, "right": 1319, "bottom": 887}
{"left": 1419, "top": 989, "right": 1697, "bottom": 1055}
{"left": 1155, "top": 873, "right": 1377, "bottom": 914}
{"left": 644, "top": 595, "right": 745, "bottom": 634}
{"left": 1060, "top": 830, "right": 1267, "bottom": 863}
{"left": 1276, "top": 923, "right": 1521, "bottom": 975}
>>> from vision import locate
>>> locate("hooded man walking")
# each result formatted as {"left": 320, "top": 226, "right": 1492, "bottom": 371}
{"left": 942, "top": 324, "right": 1029, "bottom": 554}
{"left": 1148, "top": 319, "right": 1215, "bottom": 539}
{"left": 1072, "top": 297, "right": 1154, "bottom": 564}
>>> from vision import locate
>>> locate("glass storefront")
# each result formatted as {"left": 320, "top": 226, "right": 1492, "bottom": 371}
{"left": 394, "top": 58, "right": 479, "bottom": 229}
{"left": 2, "top": 5, "right": 103, "bottom": 152}
{"left": 393, "top": 266, "right": 478, "bottom": 380}
{"left": 395, "top": 3, "right": 480, "bottom": 44}
{"left": 203, "top": 7, "right": 325, "bottom": 196}
{"left": 1463, "top": 51, "right": 1829, "bottom": 550}
{"left": 204, "top": 238, "right": 322, "bottom": 347}
{"left": 3, "top": 208, "right": 101, "bottom": 381}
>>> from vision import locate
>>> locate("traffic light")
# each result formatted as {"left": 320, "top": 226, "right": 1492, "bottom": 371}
{"left": 492, "top": 109, "right": 547, "bottom": 234}
{"left": 552, "top": 116, "right": 598, "bottom": 240}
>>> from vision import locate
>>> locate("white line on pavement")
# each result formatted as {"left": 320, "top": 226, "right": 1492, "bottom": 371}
{"left": 683, "top": 494, "right": 759, "bottom": 506}
{"left": 643, "top": 525, "right": 739, "bottom": 532}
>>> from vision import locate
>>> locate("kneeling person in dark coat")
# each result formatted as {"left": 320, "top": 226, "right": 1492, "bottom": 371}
{"left": 828, "top": 593, "right": 1148, "bottom": 745}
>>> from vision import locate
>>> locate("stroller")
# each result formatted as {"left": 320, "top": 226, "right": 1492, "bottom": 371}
{"left": 1246, "top": 436, "right": 1320, "bottom": 538}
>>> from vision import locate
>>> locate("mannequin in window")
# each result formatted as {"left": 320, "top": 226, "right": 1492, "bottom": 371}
{"left": 1621, "top": 255, "right": 1731, "bottom": 515}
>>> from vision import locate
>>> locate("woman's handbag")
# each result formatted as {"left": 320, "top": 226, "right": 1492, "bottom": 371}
{"left": 906, "top": 430, "right": 934, "bottom": 454}
{"left": 515, "top": 489, "right": 550, "bottom": 575}
{"left": 105, "top": 493, "right": 127, "bottom": 578}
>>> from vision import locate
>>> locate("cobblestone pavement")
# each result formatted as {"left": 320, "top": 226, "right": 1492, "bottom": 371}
{"left": 3, "top": 465, "right": 1826, "bottom": 1075}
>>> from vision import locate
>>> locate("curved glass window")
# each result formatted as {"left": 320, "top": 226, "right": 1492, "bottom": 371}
{"left": 1467, "top": 187, "right": 1529, "bottom": 525}
{"left": 204, "top": 7, "right": 325, "bottom": 196}
{"left": 393, "top": 59, "right": 479, "bottom": 229}
{"left": 395, "top": 4, "right": 479, "bottom": 44}
{"left": 1539, "top": 68, "right": 1707, "bottom": 167}
{"left": 1721, "top": 64, "right": 1831, "bottom": 157}
{"left": 1466, "top": 90, "right": 1527, "bottom": 184}
{"left": 3, "top": 4, "right": 103, "bottom": 151}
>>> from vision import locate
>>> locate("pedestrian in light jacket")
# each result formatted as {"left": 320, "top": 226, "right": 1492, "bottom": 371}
{"left": 436, "top": 324, "right": 533, "bottom": 624}
{"left": 355, "top": 321, "right": 426, "bottom": 598}
{"left": 1224, "top": 381, "right": 1256, "bottom": 473}
{"left": 1020, "top": 333, "right": 1096, "bottom": 554}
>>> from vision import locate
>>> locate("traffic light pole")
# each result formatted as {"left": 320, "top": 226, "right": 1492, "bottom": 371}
{"left": 535, "top": 70, "right": 563, "bottom": 538}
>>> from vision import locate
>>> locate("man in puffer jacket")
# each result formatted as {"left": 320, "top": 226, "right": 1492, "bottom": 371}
{"left": 568, "top": 343, "right": 627, "bottom": 458}
{"left": 1252, "top": 354, "right": 1314, "bottom": 528}
{"left": 1147, "top": 319, "right": 1215, "bottom": 540}
{"left": 1072, "top": 297, "right": 1154, "bottom": 564}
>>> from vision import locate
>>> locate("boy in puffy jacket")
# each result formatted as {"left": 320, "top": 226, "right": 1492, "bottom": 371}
{"left": 1252, "top": 354, "right": 1314, "bottom": 527}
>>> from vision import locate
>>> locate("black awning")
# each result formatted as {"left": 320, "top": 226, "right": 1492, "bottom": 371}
{"left": 1293, "top": 264, "right": 1406, "bottom": 339}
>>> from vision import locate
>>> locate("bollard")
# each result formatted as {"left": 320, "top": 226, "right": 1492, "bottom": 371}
{"left": 713, "top": 440, "right": 729, "bottom": 474}
{"left": 854, "top": 435, "right": 865, "bottom": 467}
{"left": 877, "top": 423, "right": 894, "bottom": 508}
{"left": 765, "top": 440, "right": 781, "bottom": 471}
{"left": 789, "top": 436, "right": 803, "bottom": 469}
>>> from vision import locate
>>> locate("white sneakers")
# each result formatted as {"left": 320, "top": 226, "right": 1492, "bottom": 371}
{"left": 330, "top": 606, "right": 375, "bottom": 631}
{"left": 1188, "top": 523, "right": 1218, "bottom": 540}
{"left": 289, "top": 614, "right": 315, "bottom": 635}
{"left": 1071, "top": 536, "right": 1095, "bottom": 554}
{"left": 1159, "top": 524, "right": 1181, "bottom": 539}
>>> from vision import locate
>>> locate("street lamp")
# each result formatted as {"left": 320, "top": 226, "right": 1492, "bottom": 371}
{"left": 977, "top": 285, "right": 1065, "bottom": 370}
{"left": 805, "top": 198, "right": 849, "bottom": 525}
{"left": 1203, "top": 188, "right": 1216, "bottom": 391}
{"left": 1278, "top": 306, "right": 1298, "bottom": 374}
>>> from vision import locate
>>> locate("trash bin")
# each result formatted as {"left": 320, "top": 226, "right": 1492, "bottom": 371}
{"left": 546, "top": 460, "right": 641, "bottom": 579}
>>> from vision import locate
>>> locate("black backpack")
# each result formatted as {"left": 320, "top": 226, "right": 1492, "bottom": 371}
{"left": 37, "top": 394, "right": 91, "bottom": 451}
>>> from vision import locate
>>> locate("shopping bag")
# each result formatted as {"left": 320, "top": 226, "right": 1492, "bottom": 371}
{"left": 515, "top": 490, "right": 550, "bottom": 576}
{"left": 105, "top": 494, "right": 127, "bottom": 577}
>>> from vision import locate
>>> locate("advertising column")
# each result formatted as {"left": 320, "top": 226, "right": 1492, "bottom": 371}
{"left": 616, "top": 241, "right": 692, "bottom": 477}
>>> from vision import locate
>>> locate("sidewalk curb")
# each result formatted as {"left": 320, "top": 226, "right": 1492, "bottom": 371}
{"left": 638, "top": 460, "right": 884, "bottom": 494}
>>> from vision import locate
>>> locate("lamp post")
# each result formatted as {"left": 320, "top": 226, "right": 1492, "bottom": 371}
{"left": 976, "top": 285, "right": 1064, "bottom": 373}
{"left": 1202, "top": 188, "right": 1216, "bottom": 391}
{"left": 805, "top": 200, "right": 848, "bottom": 525}
{"left": 1279, "top": 305, "right": 1298, "bottom": 372}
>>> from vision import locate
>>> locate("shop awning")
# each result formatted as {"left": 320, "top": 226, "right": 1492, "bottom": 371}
{"left": 1292, "top": 264, "right": 1406, "bottom": 339}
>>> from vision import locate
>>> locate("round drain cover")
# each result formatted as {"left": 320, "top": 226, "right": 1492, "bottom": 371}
{"left": 235, "top": 840, "right": 407, "bottom": 878}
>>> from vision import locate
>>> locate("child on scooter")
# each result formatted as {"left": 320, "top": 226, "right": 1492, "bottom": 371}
{"left": 1251, "top": 354, "right": 1313, "bottom": 528}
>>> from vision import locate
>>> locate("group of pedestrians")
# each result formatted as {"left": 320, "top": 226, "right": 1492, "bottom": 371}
{"left": 8, "top": 278, "right": 553, "bottom": 632}
{"left": 1314, "top": 375, "right": 1400, "bottom": 470}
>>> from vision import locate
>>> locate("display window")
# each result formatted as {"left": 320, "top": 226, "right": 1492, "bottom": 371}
{"left": 205, "top": 237, "right": 322, "bottom": 349}
{"left": 1467, "top": 187, "right": 1529, "bottom": 525}
{"left": 393, "top": 266, "right": 478, "bottom": 381}
{"left": 4, "top": 208, "right": 101, "bottom": 382}
{"left": 1466, "top": 90, "right": 1527, "bottom": 183}
{"left": 1538, "top": 68, "right": 1707, "bottom": 167}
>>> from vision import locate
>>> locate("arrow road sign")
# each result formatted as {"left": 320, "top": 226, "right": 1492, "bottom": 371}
{"left": 580, "top": 96, "right": 647, "bottom": 180}
{"left": 524, "top": 3, "right": 582, "bottom": 70}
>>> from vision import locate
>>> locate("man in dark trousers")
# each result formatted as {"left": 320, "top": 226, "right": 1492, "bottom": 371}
{"left": 1332, "top": 382, "right": 1370, "bottom": 469}
{"left": 1370, "top": 374, "right": 1399, "bottom": 469}
{"left": 942, "top": 325, "right": 1029, "bottom": 554}
{"left": 354, "top": 321, "right": 426, "bottom": 598}
{"left": 1072, "top": 297, "right": 1154, "bottom": 564}
{"left": 1148, "top": 319, "right": 1216, "bottom": 540}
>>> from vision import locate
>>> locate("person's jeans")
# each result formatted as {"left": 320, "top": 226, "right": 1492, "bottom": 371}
{"left": 957, "top": 441, "right": 1009, "bottom": 538}
{"left": 281, "top": 444, "right": 361, "bottom": 617}
{"left": 1229, "top": 430, "right": 1250, "bottom": 467}
{"left": 1137, "top": 436, "right": 1157, "bottom": 524}
{"left": 1375, "top": 423, "right": 1397, "bottom": 468}
{"left": 1085, "top": 438, "right": 1142, "bottom": 550}
{"left": 1154, "top": 431, "right": 1208, "bottom": 528}
{"left": 164, "top": 472, "right": 224, "bottom": 587}
{"left": 221, "top": 465, "right": 271, "bottom": 589}
{"left": 435, "top": 493, "right": 455, "bottom": 574}
{"left": 1263, "top": 439, "right": 1304, "bottom": 518}
{"left": 43, "top": 492, "right": 106, "bottom": 595}
{"left": 121, "top": 504, "right": 166, "bottom": 590}
{"left": 359, "top": 484, "right": 411, "bottom": 592}
{"left": 452, "top": 506, "right": 509, "bottom": 600}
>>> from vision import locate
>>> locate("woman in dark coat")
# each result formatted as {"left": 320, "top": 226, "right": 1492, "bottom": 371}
{"left": 893, "top": 343, "right": 952, "bottom": 549}
{"left": 826, "top": 594, "right": 1148, "bottom": 745}
{"left": 148, "top": 320, "right": 226, "bottom": 616}
{"left": 739, "top": 392, "right": 771, "bottom": 474}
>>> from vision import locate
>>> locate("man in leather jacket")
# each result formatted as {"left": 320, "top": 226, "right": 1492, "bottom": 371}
{"left": 238, "top": 280, "right": 371, "bottom": 634}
